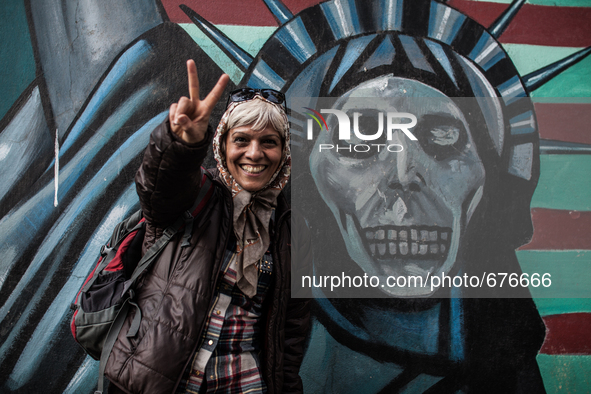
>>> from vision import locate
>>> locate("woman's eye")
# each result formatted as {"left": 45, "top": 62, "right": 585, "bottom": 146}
{"left": 263, "top": 139, "right": 278, "bottom": 145}
{"left": 429, "top": 126, "right": 460, "bottom": 146}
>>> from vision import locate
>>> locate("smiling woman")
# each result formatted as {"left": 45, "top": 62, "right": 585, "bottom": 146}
{"left": 224, "top": 124, "right": 283, "bottom": 191}
{"left": 103, "top": 60, "right": 309, "bottom": 394}
{"left": 216, "top": 97, "right": 288, "bottom": 192}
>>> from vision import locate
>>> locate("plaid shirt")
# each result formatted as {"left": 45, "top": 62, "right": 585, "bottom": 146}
{"left": 178, "top": 237, "right": 274, "bottom": 394}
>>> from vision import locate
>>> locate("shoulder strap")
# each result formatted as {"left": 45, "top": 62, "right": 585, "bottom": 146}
{"left": 95, "top": 172, "right": 214, "bottom": 394}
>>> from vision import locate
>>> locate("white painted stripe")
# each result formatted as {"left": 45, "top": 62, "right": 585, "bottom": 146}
{"left": 474, "top": 41, "right": 498, "bottom": 64}
{"left": 54, "top": 129, "right": 59, "bottom": 207}
{"left": 435, "top": 7, "right": 452, "bottom": 41}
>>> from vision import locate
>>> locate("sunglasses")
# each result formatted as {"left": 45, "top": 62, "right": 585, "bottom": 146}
{"left": 226, "top": 88, "right": 286, "bottom": 111}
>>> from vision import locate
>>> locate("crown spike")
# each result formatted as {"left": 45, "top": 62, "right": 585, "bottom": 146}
{"left": 262, "top": 0, "right": 294, "bottom": 25}
{"left": 180, "top": 4, "right": 253, "bottom": 72}
{"left": 523, "top": 46, "right": 591, "bottom": 92}
{"left": 488, "top": 0, "right": 526, "bottom": 39}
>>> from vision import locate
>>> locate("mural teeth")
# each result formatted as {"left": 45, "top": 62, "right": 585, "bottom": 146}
{"left": 376, "top": 229, "right": 385, "bottom": 240}
{"left": 389, "top": 242, "right": 396, "bottom": 254}
{"left": 419, "top": 244, "right": 428, "bottom": 255}
{"left": 399, "top": 230, "right": 408, "bottom": 241}
{"left": 430, "top": 231, "right": 438, "bottom": 241}
{"left": 366, "top": 227, "right": 451, "bottom": 259}
{"left": 387, "top": 229, "right": 396, "bottom": 240}
{"left": 420, "top": 230, "right": 429, "bottom": 242}
{"left": 399, "top": 242, "right": 408, "bottom": 255}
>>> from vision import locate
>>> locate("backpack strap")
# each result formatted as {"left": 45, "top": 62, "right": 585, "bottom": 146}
{"left": 81, "top": 212, "right": 145, "bottom": 294}
{"left": 95, "top": 172, "right": 213, "bottom": 394}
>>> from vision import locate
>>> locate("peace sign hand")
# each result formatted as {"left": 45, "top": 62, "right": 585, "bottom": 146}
{"left": 169, "top": 59, "right": 230, "bottom": 144}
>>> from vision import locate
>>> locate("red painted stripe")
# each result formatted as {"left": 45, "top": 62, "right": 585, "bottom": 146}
{"left": 164, "top": 0, "right": 591, "bottom": 47}
{"left": 540, "top": 313, "right": 591, "bottom": 355}
{"left": 535, "top": 103, "right": 591, "bottom": 145}
{"left": 162, "top": 0, "right": 319, "bottom": 26}
{"left": 448, "top": 0, "right": 591, "bottom": 47}
{"left": 519, "top": 209, "right": 591, "bottom": 251}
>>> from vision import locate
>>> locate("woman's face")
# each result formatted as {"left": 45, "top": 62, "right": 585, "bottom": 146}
{"left": 225, "top": 124, "right": 283, "bottom": 192}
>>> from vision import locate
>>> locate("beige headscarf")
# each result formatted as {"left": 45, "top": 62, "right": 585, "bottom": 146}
{"left": 212, "top": 97, "right": 291, "bottom": 297}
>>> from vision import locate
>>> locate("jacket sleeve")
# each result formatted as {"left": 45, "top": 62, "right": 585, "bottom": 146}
{"left": 282, "top": 211, "right": 313, "bottom": 394}
{"left": 135, "top": 119, "right": 212, "bottom": 246}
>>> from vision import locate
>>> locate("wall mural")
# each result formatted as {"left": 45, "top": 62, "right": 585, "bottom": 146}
{"left": 0, "top": 0, "right": 590, "bottom": 392}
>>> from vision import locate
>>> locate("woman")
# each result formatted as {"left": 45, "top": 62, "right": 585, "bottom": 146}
{"left": 106, "top": 60, "right": 311, "bottom": 394}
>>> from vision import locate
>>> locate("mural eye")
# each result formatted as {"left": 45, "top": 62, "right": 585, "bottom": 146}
{"left": 429, "top": 125, "right": 460, "bottom": 146}
{"left": 416, "top": 114, "right": 467, "bottom": 160}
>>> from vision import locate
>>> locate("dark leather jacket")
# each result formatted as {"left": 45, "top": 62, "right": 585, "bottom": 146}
{"left": 105, "top": 120, "right": 311, "bottom": 393}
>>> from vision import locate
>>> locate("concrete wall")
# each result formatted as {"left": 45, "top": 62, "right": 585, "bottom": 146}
{"left": 0, "top": 0, "right": 589, "bottom": 392}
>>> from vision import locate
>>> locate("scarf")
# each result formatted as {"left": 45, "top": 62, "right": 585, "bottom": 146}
{"left": 212, "top": 97, "right": 291, "bottom": 297}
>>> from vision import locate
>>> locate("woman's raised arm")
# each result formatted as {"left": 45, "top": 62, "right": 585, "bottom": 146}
{"left": 135, "top": 60, "right": 228, "bottom": 244}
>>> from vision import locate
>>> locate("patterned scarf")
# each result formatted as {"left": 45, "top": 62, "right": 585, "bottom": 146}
{"left": 212, "top": 97, "right": 291, "bottom": 297}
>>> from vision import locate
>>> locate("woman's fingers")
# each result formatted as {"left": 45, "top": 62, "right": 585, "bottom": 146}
{"left": 198, "top": 74, "right": 230, "bottom": 117}
{"left": 169, "top": 102, "right": 183, "bottom": 135}
{"left": 169, "top": 60, "right": 230, "bottom": 143}
{"left": 175, "top": 96, "right": 195, "bottom": 121}
{"left": 187, "top": 60, "right": 200, "bottom": 105}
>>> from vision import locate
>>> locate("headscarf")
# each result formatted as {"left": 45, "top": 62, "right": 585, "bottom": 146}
{"left": 212, "top": 96, "right": 291, "bottom": 297}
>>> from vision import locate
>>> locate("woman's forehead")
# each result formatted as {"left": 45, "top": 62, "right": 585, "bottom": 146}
{"left": 227, "top": 124, "right": 281, "bottom": 137}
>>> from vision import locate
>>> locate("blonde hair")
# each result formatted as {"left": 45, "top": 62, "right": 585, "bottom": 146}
{"left": 226, "top": 98, "right": 287, "bottom": 136}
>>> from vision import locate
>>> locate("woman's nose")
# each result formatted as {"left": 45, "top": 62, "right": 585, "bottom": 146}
{"left": 245, "top": 141, "right": 264, "bottom": 160}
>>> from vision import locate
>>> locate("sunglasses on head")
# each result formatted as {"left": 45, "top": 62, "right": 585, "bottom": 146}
{"left": 226, "top": 88, "right": 286, "bottom": 110}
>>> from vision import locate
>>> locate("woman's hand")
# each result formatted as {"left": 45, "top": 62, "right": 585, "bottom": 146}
{"left": 169, "top": 59, "right": 229, "bottom": 144}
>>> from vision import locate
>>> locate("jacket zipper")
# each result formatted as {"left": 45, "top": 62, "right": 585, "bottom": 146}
{"left": 171, "top": 177, "right": 234, "bottom": 393}
{"left": 265, "top": 206, "right": 290, "bottom": 392}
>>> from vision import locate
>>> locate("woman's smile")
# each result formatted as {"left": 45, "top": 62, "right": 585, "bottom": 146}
{"left": 239, "top": 164, "right": 267, "bottom": 174}
{"left": 225, "top": 124, "right": 283, "bottom": 192}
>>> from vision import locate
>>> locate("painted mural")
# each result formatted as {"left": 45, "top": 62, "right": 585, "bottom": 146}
{"left": 0, "top": 0, "right": 590, "bottom": 393}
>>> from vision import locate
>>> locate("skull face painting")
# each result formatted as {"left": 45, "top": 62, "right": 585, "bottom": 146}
{"left": 310, "top": 76, "right": 486, "bottom": 296}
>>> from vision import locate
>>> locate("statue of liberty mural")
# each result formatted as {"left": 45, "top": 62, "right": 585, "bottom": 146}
{"left": 0, "top": 0, "right": 590, "bottom": 392}
{"left": 191, "top": 0, "right": 586, "bottom": 391}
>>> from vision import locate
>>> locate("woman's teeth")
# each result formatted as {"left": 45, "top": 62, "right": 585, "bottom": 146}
{"left": 240, "top": 164, "right": 266, "bottom": 174}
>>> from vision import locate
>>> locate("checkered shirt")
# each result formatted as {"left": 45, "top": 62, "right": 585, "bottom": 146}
{"left": 177, "top": 239, "right": 274, "bottom": 394}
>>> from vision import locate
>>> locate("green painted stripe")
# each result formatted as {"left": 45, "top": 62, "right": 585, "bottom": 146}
{"left": 502, "top": 43, "right": 591, "bottom": 98}
{"left": 502, "top": 44, "right": 584, "bottom": 76}
{"left": 517, "top": 250, "right": 591, "bottom": 299}
{"left": 469, "top": 0, "right": 591, "bottom": 6}
{"left": 179, "top": 24, "right": 275, "bottom": 84}
{"left": 529, "top": 55, "right": 591, "bottom": 98}
{"left": 532, "top": 97, "right": 591, "bottom": 104}
{"left": 532, "top": 155, "right": 591, "bottom": 211}
{"left": 537, "top": 354, "right": 591, "bottom": 394}
{"left": 530, "top": 298, "right": 591, "bottom": 317}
